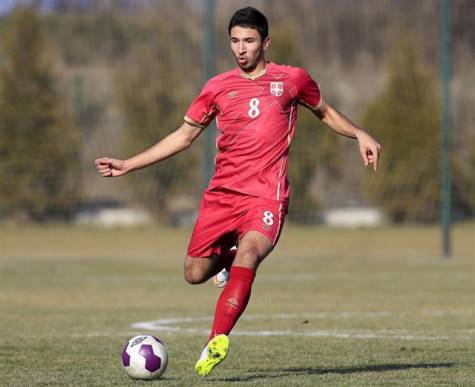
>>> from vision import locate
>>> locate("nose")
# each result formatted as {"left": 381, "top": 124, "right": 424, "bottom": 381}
{"left": 238, "top": 42, "right": 246, "bottom": 54}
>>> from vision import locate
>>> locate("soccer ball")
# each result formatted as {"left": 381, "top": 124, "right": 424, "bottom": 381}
{"left": 121, "top": 335, "right": 168, "bottom": 380}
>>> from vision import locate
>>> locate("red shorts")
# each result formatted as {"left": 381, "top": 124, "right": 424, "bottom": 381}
{"left": 187, "top": 188, "right": 288, "bottom": 258}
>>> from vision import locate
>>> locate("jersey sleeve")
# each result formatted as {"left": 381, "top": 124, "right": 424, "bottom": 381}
{"left": 184, "top": 79, "right": 218, "bottom": 128}
{"left": 294, "top": 68, "right": 322, "bottom": 111}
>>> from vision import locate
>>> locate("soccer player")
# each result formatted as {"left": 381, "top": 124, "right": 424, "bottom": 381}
{"left": 95, "top": 7, "right": 381, "bottom": 377}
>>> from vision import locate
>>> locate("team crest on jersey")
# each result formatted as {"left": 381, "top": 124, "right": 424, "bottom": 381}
{"left": 270, "top": 81, "right": 284, "bottom": 97}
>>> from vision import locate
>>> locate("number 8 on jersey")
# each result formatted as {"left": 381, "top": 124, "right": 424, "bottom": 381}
{"left": 248, "top": 98, "right": 260, "bottom": 118}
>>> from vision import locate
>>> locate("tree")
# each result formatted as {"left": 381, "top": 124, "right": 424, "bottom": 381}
{"left": 360, "top": 32, "right": 441, "bottom": 222}
{"left": 452, "top": 141, "right": 475, "bottom": 219}
{"left": 0, "top": 7, "right": 80, "bottom": 221}
{"left": 270, "top": 25, "right": 339, "bottom": 222}
{"left": 115, "top": 21, "right": 198, "bottom": 220}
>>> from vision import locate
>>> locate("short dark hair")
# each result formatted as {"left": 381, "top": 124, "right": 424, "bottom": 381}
{"left": 228, "top": 7, "right": 268, "bottom": 41}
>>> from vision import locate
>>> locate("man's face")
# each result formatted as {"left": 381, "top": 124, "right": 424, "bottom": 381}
{"left": 229, "top": 26, "right": 270, "bottom": 72}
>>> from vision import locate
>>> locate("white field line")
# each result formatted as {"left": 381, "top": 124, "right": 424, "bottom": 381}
{"left": 130, "top": 313, "right": 474, "bottom": 341}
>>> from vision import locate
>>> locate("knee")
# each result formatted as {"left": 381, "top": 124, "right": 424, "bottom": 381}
{"left": 234, "top": 249, "right": 260, "bottom": 269}
{"left": 184, "top": 265, "right": 206, "bottom": 285}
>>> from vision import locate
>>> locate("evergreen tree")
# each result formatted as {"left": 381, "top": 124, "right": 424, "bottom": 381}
{"left": 270, "top": 25, "right": 339, "bottom": 222}
{"left": 0, "top": 7, "right": 79, "bottom": 221}
{"left": 361, "top": 33, "right": 441, "bottom": 222}
{"left": 115, "top": 22, "right": 198, "bottom": 219}
{"left": 452, "top": 141, "right": 475, "bottom": 218}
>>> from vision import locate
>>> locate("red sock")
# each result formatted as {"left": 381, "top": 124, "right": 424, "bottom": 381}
{"left": 208, "top": 266, "right": 255, "bottom": 340}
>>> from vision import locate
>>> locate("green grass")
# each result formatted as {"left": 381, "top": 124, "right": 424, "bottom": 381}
{"left": 0, "top": 224, "right": 473, "bottom": 386}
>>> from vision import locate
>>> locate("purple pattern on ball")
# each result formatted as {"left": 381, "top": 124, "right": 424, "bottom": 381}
{"left": 139, "top": 344, "right": 161, "bottom": 373}
{"left": 121, "top": 344, "right": 130, "bottom": 367}
{"left": 152, "top": 336, "right": 164, "bottom": 345}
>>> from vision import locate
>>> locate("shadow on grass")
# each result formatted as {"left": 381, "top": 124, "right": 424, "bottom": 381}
{"left": 212, "top": 362, "right": 457, "bottom": 382}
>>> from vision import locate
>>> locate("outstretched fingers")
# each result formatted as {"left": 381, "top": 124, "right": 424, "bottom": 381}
{"left": 372, "top": 144, "right": 382, "bottom": 171}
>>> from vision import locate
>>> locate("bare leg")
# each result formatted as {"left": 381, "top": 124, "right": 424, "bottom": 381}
{"left": 184, "top": 254, "right": 221, "bottom": 284}
{"left": 233, "top": 230, "right": 273, "bottom": 270}
{"left": 194, "top": 231, "right": 274, "bottom": 377}
{"left": 207, "top": 230, "right": 273, "bottom": 338}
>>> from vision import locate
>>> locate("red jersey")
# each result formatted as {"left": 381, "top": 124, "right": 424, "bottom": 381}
{"left": 185, "top": 62, "right": 322, "bottom": 201}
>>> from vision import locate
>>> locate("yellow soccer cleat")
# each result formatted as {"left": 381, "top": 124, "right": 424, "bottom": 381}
{"left": 195, "top": 334, "right": 229, "bottom": 377}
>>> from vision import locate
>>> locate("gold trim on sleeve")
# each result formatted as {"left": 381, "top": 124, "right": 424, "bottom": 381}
{"left": 184, "top": 116, "right": 206, "bottom": 129}
{"left": 299, "top": 97, "right": 323, "bottom": 111}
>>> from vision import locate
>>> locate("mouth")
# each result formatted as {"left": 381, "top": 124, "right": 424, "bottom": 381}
{"left": 237, "top": 57, "right": 248, "bottom": 66}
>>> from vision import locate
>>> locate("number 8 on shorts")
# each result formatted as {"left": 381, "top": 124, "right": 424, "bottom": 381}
{"left": 263, "top": 210, "right": 274, "bottom": 226}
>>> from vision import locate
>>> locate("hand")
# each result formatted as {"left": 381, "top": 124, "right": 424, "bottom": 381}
{"left": 95, "top": 157, "right": 129, "bottom": 177}
{"left": 356, "top": 131, "right": 382, "bottom": 172}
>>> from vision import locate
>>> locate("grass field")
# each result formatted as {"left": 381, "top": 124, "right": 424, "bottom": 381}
{"left": 0, "top": 224, "right": 473, "bottom": 386}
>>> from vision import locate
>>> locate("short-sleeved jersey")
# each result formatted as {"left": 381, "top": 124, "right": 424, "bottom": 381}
{"left": 185, "top": 62, "right": 322, "bottom": 201}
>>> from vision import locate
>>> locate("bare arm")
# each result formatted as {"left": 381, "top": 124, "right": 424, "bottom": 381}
{"left": 95, "top": 121, "right": 204, "bottom": 177}
{"left": 313, "top": 98, "right": 382, "bottom": 171}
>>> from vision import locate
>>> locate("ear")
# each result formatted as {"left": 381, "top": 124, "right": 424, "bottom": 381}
{"left": 263, "top": 36, "right": 271, "bottom": 52}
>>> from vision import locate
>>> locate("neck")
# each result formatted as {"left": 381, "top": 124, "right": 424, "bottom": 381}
{"left": 240, "top": 58, "right": 267, "bottom": 79}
